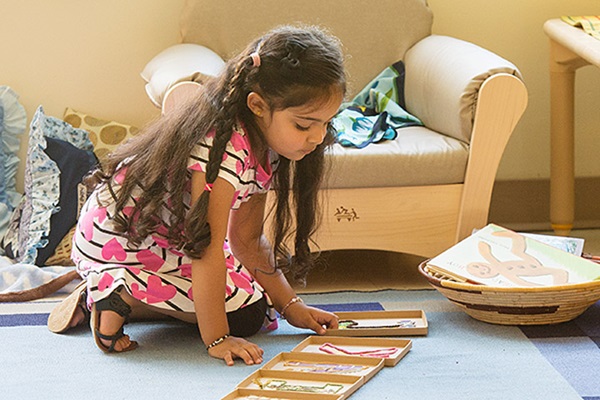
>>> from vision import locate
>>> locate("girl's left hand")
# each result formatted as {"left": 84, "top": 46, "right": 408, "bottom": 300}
{"left": 284, "top": 303, "right": 339, "bottom": 335}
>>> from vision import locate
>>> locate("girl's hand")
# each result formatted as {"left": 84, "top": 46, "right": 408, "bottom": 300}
{"left": 284, "top": 303, "right": 339, "bottom": 335}
{"left": 207, "top": 336, "right": 264, "bottom": 366}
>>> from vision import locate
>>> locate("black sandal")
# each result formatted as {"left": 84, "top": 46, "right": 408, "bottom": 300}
{"left": 90, "top": 289, "right": 138, "bottom": 353}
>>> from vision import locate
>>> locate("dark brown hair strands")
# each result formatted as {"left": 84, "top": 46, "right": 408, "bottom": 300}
{"left": 86, "top": 25, "right": 346, "bottom": 282}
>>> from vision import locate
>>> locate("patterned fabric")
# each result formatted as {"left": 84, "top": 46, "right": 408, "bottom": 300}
{"left": 333, "top": 61, "right": 423, "bottom": 148}
{"left": 562, "top": 16, "right": 600, "bottom": 40}
{"left": 1, "top": 106, "right": 94, "bottom": 265}
{"left": 187, "top": 127, "right": 279, "bottom": 209}
{"left": 72, "top": 125, "right": 280, "bottom": 330}
{"left": 0, "top": 86, "right": 27, "bottom": 243}
{"left": 63, "top": 107, "right": 139, "bottom": 165}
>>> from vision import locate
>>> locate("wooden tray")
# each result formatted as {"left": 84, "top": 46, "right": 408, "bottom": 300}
{"left": 221, "top": 387, "right": 344, "bottom": 399}
{"left": 325, "top": 310, "right": 428, "bottom": 336}
{"left": 236, "top": 369, "right": 362, "bottom": 399}
{"left": 261, "top": 351, "right": 384, "bottom": 382}
{"left": 292, "top": 335, "right": 412, "bottom": 367}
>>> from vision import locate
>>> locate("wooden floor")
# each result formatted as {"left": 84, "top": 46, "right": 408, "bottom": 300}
{"left": 294, "top": 228, "right": 600, "bottom": 293}
{"left": 291, "top": 250, "right": 429, "bottom": 294}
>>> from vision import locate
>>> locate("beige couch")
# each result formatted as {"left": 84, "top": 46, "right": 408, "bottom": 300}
{"left": 142, "top": 0, "right": 528, "bottom": 258}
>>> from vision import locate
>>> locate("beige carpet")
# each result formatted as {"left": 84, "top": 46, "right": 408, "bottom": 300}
{"left": 290, "top": 250, "right": 431, "bottom": 294}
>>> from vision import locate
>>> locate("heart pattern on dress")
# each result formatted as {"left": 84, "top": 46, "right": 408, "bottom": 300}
{"left": 136, "top": 249, "right": 164, "bottom": 272}
{"left": 80, "top": 206, "right": 107, "bottom": 240}
{"left": 229, "top": 270, "right": 254, "bottom": 295}
{"left": 98, "top": 272, "right": 114, "bottom": 291}
{"left": 101, "top": 238, "right": 127, "bottom": 261}
{"left": 131, "top": 275, "right": 177, "bottom": 304}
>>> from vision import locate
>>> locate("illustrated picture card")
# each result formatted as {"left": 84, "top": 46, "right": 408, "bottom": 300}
{"left": 236, "top": 370, "right": 362, "bottom": 399}
{"left": 325, "top": 310, "right": 428, "bottom": 336}
{"left": 292, "top": 336, "right": 412, "bottom": 367}
{"left": 261, "top": 352, "right": 384, "bottom": 382}
{"left": 428, "top": 223, "right": 600, "bottom": 287}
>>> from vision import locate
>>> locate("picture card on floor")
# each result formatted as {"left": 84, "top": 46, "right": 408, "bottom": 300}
{"left": 261, "top": 352, "right": 384, "bottom": 382}
{"left": 236, "top": 370, "right": 362, "bottom": 399}
{"left": 292, "top": 336, "right": 412, "bottom": 367}
{"left": 326, "top": 310, "right": 428, "bottom": 336}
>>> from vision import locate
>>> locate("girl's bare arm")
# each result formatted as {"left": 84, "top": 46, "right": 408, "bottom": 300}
{"left": 189, "top": 171, "right": 263, "bottom": 365}
{"left": 228, "top": 193, "right": 338, "bottom": 333}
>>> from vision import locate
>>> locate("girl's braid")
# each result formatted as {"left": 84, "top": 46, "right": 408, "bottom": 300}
{"left": 183, "top": 57, "right": 251, "bottom": 258}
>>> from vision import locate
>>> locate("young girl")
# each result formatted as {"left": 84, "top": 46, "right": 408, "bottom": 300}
{"left": 48, "top": 25, "right": 346, "bottom": 366}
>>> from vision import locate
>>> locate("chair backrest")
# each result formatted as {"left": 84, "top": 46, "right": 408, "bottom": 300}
{"left": 180, "top": 0, "right": 433, "bottom": 97}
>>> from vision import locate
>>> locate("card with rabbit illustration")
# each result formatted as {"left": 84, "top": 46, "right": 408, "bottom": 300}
{"left": 427, "top": 224, "right": 600, "bottom": 287}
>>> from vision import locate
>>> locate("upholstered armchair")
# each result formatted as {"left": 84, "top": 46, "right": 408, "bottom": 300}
{"left": 142, "top": 0, "right": 528, "bottom": 258}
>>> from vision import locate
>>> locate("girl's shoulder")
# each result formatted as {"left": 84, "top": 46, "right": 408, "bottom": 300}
{"left": 189, "top": 125, "right": 253, "bottom": 176}
{"left": 198, "top": 124, "right": 251, "bottom": 155}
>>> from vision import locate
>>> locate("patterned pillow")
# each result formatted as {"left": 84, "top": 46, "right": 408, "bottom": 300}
{"left": 63, "top": 107, "right": 139, "bottom": 164}
{"left": 0, "top": 106, "right": 97, "bottom": 265}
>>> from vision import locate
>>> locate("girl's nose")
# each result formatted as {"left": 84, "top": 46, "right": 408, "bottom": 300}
{"left": 308, "top": 126, "right": 327, "bottom": 144}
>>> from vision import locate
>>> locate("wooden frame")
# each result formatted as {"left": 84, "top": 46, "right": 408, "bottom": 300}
{"left": 325, "top": 310, "right": 428, "bottom": 336}
{"left": 221, "top": 388, "right": 344, "bottom": 400}
{"left": 260, "top": 352, "right": 384, "bottom": 382}
{"left": 292, "top": 336, "right": 412, "bottom": 367}
{"left": 236, "top": 370, "right": 363, "bottom": 399}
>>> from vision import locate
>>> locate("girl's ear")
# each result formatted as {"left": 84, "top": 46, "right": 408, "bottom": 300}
{"left": 247, "top": 92, "right": 268, "bottom": 117}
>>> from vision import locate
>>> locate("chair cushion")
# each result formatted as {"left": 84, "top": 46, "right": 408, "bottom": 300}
{"left": 325, "top": 126, "right": 468, "bottom": 189}
{"left": 180, "top": 0, "right": 432, "bottom": 98}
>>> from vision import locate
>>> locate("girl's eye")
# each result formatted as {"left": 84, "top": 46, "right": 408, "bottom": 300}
{"left": 295, "top": 123, "right": 311, "bottom": 131}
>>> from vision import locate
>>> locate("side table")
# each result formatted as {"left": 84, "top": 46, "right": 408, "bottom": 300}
{"left": 543, "top": 18, "right": 600, "bottom": 235}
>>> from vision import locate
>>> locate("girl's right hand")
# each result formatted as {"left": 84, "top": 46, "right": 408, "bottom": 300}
{"left": 207, "top": 336, "right": 264, "bottom": 366}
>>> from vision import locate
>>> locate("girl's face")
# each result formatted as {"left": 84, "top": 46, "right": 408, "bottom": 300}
{"left": 252, "top": 91, "right": 343, "bottom": 161}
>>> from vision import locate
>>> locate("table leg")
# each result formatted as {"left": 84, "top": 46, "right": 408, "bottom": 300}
{"left": 549, "top": 40, "right": 578, "bottom": 236}
{"left": 549, "top": 69, "right": 575, "bottom": 235}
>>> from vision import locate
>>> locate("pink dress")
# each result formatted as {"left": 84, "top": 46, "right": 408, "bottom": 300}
{"left": 71, "top": 125, "right": 279, "bottom": 331}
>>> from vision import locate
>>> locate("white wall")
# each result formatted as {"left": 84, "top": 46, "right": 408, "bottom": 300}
{"left": 2, "top": 0, "right": 600, "bottom": 193}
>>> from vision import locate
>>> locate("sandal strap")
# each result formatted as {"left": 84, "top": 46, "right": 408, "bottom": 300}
{"left": 95, "top": 290, "right": 132, "bottom": 321}
{"left": 94, "top": 327, "right": 125, "bottom": 353}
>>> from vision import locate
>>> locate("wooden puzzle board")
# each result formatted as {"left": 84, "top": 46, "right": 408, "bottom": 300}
{"left": 261, "top": 352, "right": 384, "bottom": 382}
{"left": 221, "top": 387, "right": 344, "bottom": 399}
{"left": 236, "top": 370, "right": 362, "bottom": 399}
{"left": 326, "top": 310, "right": 428, "bottom": 336}
{"left": 223, "top": 309, "right": 424, "bottom": 399}
{"left": 292, "top": 336, "right": 412, "bottom": 367}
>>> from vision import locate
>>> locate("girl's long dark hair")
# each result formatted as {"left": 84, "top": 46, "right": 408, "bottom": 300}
{"left": 88, "top": 25, "right": 346, "bottom": 282}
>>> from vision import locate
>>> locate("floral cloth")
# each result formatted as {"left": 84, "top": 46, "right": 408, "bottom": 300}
{"left": 72, "top": 124, "right": 280, "bottom": 331}
{"left": 2, "top": 106, "right": 95, "bottom": 265}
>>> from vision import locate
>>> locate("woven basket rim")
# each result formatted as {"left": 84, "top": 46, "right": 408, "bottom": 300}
{"left": 418, "top": 260, "right": 600, "bottom": 293}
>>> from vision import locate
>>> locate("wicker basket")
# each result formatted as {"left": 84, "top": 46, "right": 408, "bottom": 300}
{"left": 418, "top": 260, "right": 600, "bottom": 325}
{"left": 44, "top": 225, "right": 76, "bottom": 266}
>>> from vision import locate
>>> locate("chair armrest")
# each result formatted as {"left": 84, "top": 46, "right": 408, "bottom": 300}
{"left": 141, "top": 43, "right": 225, "bottom": 108}
{"left": 404, "top": 35, "right": 522, "bottom": 144}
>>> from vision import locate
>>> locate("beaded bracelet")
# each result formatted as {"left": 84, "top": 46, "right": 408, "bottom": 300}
{"left": 280, "top": 296, "right": 303, "bottom": 319}
{"left": 206, "top": 334, "right": 230, "bottom": 350}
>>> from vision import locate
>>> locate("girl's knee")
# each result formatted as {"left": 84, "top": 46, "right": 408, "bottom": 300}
{"left": 227, "top": 297, "right": 267, "bottom": 337}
